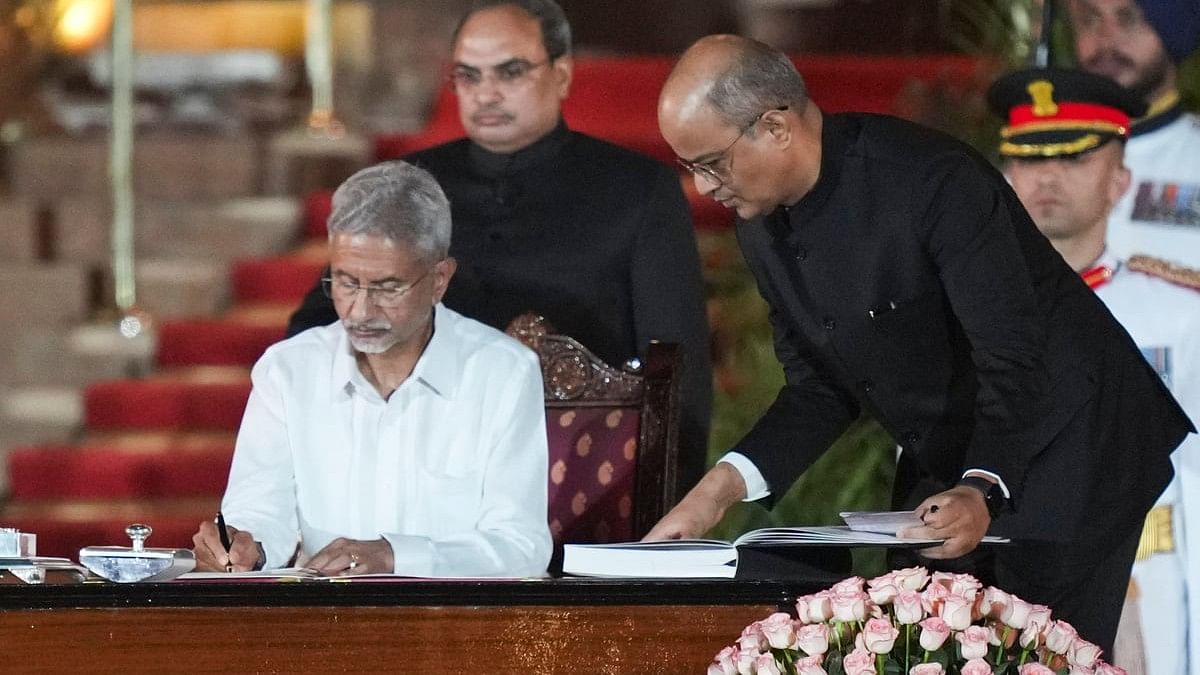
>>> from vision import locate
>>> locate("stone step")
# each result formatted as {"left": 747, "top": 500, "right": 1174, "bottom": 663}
{"left": 55, "top": 195, "right": 302, "bottom": 267}
{"left": 0, "top": 199, "right": 40, "bottom": 262}
{"left": 0, "top": 386, "right": 83, "bottom": 495}
{"left": 8, "top": 131, "right": 261, "bottom": 202}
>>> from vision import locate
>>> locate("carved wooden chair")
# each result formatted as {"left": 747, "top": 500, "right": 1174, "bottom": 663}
{"left": 506, "top": 313, "right": 682, "bottom": 544}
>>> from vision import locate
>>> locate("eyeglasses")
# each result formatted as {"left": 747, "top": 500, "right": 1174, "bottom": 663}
{"left": 676, "top": 106, "right": 789, "bottom": 186}
{"left": 448, "top": 59, "right": 550, "bottom": 92}
{"left": 321, "top": 267, "right": 433, "bottom": 308}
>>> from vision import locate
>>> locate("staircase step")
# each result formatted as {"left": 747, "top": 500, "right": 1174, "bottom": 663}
{"left": 56, "top": 196, "right": 302, "bottom": 268}
{"left": 6, "top": 433, "right": 233, "bottom": 500}
{"left": 0, "top": 497, "right": 218, "bottom": 559}
{"left": 84, "top": 367, "right": 251, "bottom": 431}
{"left": 0, "top": 386, "right": 83, "bottom": 495}
{"left": 232, "top": 255, "right": 325, "bottom": 304}
{"left": 10, "top": 132, "right": 260, "bottom": 202}
{"left": 0, "top": 199, "right": 39, "bottom": 263}
{"left": 156, "top": 317, "right": 285, "bottom": 368}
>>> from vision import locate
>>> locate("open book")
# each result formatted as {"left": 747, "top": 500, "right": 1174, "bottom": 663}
{"left": 562, "top": 512, "right": 1010, "bottom": 579}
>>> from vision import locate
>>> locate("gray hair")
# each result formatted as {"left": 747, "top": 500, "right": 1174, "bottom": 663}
{"left": 327, "top": 161, "right": 451, "bottom": 262}
{"left": 453, "top": 0, "right": 572, "bottom": 60}
{"left": 708, "top": 39, "right": 810, "bottom": 132}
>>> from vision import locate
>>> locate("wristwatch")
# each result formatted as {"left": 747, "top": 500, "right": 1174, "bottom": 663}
{"left": 958, "top": 476, "right": 1007, "bottom": 518}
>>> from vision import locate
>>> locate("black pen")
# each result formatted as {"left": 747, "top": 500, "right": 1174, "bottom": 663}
{"left": 215, "top": 511, "right": 234, "bottom": 573}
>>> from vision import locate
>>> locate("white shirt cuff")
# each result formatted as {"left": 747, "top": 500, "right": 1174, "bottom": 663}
{"left": 718, "top": 451, "right": 772, "bottom": 502}
{"left": 961, "top": 468, "right": 1012, "bottom": 499}
{"left": 382, "top": 533, "right": 435, "bottom": 576}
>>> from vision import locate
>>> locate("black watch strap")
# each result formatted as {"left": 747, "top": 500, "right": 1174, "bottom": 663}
{"left": 958, "top": 476, "right": 1006, "bottom": 518}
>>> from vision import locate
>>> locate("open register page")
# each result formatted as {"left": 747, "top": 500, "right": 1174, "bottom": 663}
{"left": 562, "top": 512, "right": 1010, "bottom": 578}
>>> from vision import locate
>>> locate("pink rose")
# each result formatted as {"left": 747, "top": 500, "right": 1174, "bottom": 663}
{"left": 955, "top": 625, "right": 990, "bottom": 660}
{"left": 797, "top": 623, "right": 830, "bottom": 656}
{"left": 1093, "top": 664, "right": 1127, "bottom": 675}
{"left": 1067, "top": 638, "right": 1102, "bottom": 669}
{"left": 918, "top": 616, "right": 951, "bottom": 651}
{"left": 755, "top": 653, "right": 783, "bottom": 675}
{"left": 832, "top": 589, "right": 869, "bottom": 623}
{"left": 833, "top": 576, "right": 866, "bottom": 595}
{"left": 804, "top": 592, "right": 834, "bottom": 623}
{"left": 939, "top": 595, "right": 973, "bottom": 631}
{"left": 736, "top": 647, "right": 758, "bottom": 674}
{"left": 868, "top": 579, "right": 901, "bottom": 606}
{"left": 893, "top": 566, "right": 931, "bottom": 591}
{"left": 961, "top": 658, "right": 992, "bottom": 675}
{"left": 759, "top": 612, "right": 797, "bottom": 650}
{"left": 842, "top": 647, "right": 877, "bottom": 675}
{"left": 910, "top": 664, "right": 945, "bottom": 675}
{"left": 1019, "top": 665, "right": 1056, "bottom": 675}
{"left": 708, "top": 646, "right": 739, "bottom": 675}
{"left": 796, "top": 655, "right": 828, "bottom": 675}
{"left": 1045, "top": 620, "right": 1079, "bottom": 654}
{"left": 922, "top": 581, "right": 950, "bottom": 615}
{"left": 894, "top": 590, "right": 924, "bottom": 625}
{"left": 738, "top": 624, "right": 765, "bottom": 655}
{"left": 1019, "top": 623, "right": 1042, "bottom": 650}
{"left": 1026, "top": 605, "right": 1053, "bottom": 633}
{"left": 949, "top": 573, "right": 982, "bottom": 598}
{"left": 1001, "top": 595, "right": 1033, "bottom": 629}
{"left": 980, "top": 587, "right": 1010, "bottom": 619}
{"left": 930, "top": 571, "right": 956, "bottom": 588}
{"left": 863, "top": 617, "right": 900, "bottom": 654}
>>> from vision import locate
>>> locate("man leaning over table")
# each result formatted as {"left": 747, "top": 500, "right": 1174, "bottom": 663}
{"left": 192, "top": 161, "right": 552, "bottom": 577}
{"left": 644, "top": 34, "right": 1192, "bottom": 654}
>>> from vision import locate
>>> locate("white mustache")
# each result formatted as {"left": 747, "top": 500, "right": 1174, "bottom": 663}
{"left": 343, "top": 321, "right": 391, "bottom": 332}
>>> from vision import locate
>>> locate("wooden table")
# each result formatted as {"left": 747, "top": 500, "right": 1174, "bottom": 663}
{"left": 0, "top": 578, "right": 817, "bottom": 673}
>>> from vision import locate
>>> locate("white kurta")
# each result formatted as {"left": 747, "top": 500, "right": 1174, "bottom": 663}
{"left": 1094, "top": 251, "right": 1200, "bottom": 675}
{"left": 221, "top": 304, "right": 552, "bottom": 578}
{"left": 1107, "top": 112, "right": 1200, "bottom": 267}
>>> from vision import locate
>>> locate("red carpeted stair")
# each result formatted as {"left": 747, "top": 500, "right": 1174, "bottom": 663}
{"left": 1, "top": 250, "right": 320, "bottom": 558}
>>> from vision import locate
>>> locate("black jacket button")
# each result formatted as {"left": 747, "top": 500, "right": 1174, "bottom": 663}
{"left": 822, "top": 317, "right": 836, "bottom": 330}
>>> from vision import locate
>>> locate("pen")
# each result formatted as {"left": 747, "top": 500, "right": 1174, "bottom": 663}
{"left": 215, "top": 511, "right": 233, "bottom": 573}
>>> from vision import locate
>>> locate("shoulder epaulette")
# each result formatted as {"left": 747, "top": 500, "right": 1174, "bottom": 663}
{"left": 1127, "top": 255, "right": 1200, "bottom": 291}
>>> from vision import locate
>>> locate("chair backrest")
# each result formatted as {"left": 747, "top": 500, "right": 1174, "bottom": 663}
{"left": 506, "top": 313, "right": 681, "bottom": 544}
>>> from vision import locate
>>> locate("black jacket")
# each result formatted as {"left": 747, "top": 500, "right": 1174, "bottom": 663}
{"left": 735, "top": 113, "right": 1192, "bottom": 549}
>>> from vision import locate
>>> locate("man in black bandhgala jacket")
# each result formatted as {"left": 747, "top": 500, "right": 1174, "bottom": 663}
{"left": 645, "top": 34, "right": 1193, "bottom": 655}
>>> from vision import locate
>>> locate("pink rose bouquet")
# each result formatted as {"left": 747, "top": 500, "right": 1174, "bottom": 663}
{"left": 707, "top": 567, "right": 1126, "bottom": 675}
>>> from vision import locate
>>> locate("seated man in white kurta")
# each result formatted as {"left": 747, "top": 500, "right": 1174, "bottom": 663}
{"left": 191, "top": 161, "right": 552, "bottom": 577}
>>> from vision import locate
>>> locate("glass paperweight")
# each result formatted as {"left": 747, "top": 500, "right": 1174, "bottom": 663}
{"left": 79, "top": 524, "right": 195, "bottom": 583}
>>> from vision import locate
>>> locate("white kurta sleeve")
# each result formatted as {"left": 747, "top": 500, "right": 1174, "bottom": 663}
{"left": 219, "top": 350, "right": 301, "bottom": 569}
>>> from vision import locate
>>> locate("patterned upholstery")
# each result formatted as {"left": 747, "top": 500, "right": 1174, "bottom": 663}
{"left": 506, "top": 313, "right": 681, "bottom": 544}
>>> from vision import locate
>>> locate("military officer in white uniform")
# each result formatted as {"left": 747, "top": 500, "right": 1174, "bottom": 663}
{"left": 993, "top": 66, "right": 1200, "bottom": 675}
{"left": 1068, "top": 0, "right": 1200, "bottom": 266}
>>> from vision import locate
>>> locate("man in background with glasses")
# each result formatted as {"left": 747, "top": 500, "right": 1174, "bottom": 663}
{"left": 193, "top": 162, "right": 552, "bottom": 578}
{"left": 287, "top": 0, "right": 712, "bottom": 499}
{"left": 646, "top": 34, "right": 1192, "bottom": 654}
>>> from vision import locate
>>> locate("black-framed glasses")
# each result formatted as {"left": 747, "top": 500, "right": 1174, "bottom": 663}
{"left": 676, "top": 106, "right": 789, "bottom": 186}
{"left": 448, "top": 58, "right": 550, "bottom": 92}
{"left": 321, "top": 267, "right": 433, "bottom": 308}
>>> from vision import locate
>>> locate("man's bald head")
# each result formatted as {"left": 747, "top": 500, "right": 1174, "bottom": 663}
{"left": 660, "top": 35, "right": 810, "bottom": 133}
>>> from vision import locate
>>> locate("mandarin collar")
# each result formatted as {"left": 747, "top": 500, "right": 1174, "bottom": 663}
{"left": 765, "top": 113, "right": 850, "bottom": 239}
{"left": 467, "top": 119, "right": 571, "bottom": 177}
{"left": 333, "top": 304, "right": 460, "bottom": 402}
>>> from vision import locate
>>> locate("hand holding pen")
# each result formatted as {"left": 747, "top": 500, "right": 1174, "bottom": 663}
{"left": 216, "top": 512, "right": 234, "bottom": 573}
{"left": 190, "top": 513, "right": 260, "bottom": 573}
